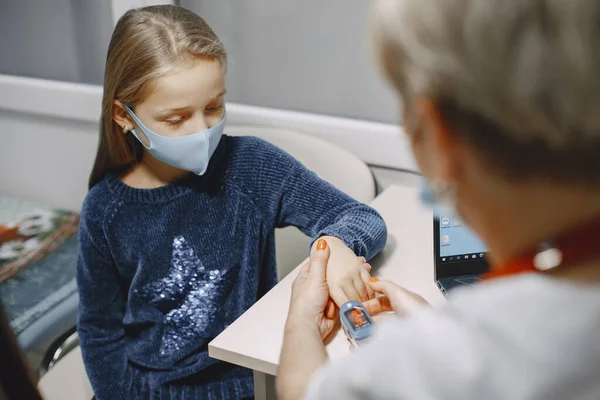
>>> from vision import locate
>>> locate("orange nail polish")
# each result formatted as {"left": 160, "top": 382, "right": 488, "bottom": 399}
{"left": 369, "top": 277, "right": 379, "bottom": 283}
{"left": 317, "top": 239, "right": 327, "bottom": 251}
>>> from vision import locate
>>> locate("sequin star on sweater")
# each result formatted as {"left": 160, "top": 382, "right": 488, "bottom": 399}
{"left": 77, "top": 135, "right": 387, "bottom": 400}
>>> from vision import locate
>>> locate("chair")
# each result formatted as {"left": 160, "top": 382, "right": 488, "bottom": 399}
{"left": 37, "top": 344, "right": 94, "bottom": 400}
{"left": 226, "top": 126, "right": 377, "bottom": 280}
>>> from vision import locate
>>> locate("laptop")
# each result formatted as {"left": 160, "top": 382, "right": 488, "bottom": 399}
{"left": 434, "top": 214, "right": 489, "bottom": 296}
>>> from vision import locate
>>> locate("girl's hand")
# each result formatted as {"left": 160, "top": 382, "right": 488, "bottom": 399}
{"left": 362, "top": 279, "right": 430, "bottom": 317}
{"left": 314, "top": 236, "right": 375, "bottom": 308}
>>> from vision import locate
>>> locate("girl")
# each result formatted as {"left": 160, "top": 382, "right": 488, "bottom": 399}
{"left": 78, "top": 5, "right": 387, "bottom": 400}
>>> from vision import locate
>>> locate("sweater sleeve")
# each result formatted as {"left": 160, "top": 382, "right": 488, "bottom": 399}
{"left": 76, "top": 198, "right": 132, "bottom": 400}
{"left": 231, "top": 137, "right": 387, "bottom": 260}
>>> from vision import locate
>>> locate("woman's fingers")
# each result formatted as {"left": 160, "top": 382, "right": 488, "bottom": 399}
{"left": 369, "top": 279, "right": 402, "bottom": 297}
{"left": 319, "top": 317, "right": 337, "bottom": 340}
{"left": 369, "top": 280, "right": 430, "bottom": 315}
{"left": 325, "top": 299, "right": 337, "bottom": 319}
{"left": 362, "top": 296, "right": 393, "bottom": 315}
{"left": 292, "top": 261, "right": 310, "bottom": 289}
{"left": 307, "top": 242, "right": 330, "bottom": 283}
{"left": 363, "top": 262, "right": 372, "bottom": 272}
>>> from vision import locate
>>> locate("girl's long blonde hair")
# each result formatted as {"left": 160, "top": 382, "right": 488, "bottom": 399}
{"left": 89, "top": 5, "right": 227, "bottom": 189}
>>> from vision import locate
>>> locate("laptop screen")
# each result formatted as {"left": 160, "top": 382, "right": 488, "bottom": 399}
{"left": 434, "top": 213, "right": 489, "bottom": 278}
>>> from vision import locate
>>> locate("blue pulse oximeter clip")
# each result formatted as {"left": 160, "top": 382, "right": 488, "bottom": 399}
{"left": 340, "top": 300, "right": 376, "bottom": 347}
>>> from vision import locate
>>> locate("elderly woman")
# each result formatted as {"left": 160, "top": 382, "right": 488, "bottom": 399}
{"left": 277, "top": 0, "right": 600, "bottom": 399}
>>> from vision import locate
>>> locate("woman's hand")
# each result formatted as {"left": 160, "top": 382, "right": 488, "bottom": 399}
{"left": 279, "top": 240, "right": 337, "bottom": 400}
{"left": 314, "top": 236, "right": 375, "bottom": 308}
{"left": 288, "top": 239, "right": 337, "bottom": 339}
{"left": 363, "top": 279, "right": 430, "bottom": 317}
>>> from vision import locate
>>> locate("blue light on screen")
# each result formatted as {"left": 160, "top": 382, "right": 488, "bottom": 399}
{"left": 438, "top": 214, "right": 488, "bottom": 257}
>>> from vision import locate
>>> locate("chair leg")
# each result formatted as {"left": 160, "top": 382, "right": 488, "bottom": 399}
{"left": 39, "top": 327, "right": 79, "bottom": 378}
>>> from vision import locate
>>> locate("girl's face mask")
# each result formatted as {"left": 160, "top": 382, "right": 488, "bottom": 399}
{"left": 124, "top": 105, "right": 225, "bottom": 175}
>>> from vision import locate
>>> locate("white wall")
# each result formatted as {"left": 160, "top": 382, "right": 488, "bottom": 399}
{"left": 71, "top": 0, "right": 115, "bottom": 84}
{"left": 179, "top": 0, "right": 400, "bottom": 124}
{"left": 0, "top": 0, "right": 112, "bottom": 84}
{"left": 0, "top": 110, "right": 98, "bottom": 211}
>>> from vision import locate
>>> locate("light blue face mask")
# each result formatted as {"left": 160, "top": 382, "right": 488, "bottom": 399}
{"left": 124, "top": 105, "right": 225, "bottom": 175}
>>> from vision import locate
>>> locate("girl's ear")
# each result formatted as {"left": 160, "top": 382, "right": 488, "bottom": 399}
{"left": 113, "top": 100, "right": 134, "bottom": 133}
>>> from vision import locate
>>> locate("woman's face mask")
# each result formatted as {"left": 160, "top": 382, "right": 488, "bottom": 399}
{"left": 419, "top": 179, "right": 457, "bottom": 218}
{"left": 124, "top": 105, "right": 225, "bottom": 175}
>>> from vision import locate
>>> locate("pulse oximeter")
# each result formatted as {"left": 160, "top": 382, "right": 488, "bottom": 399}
{"left": 340, "top": 300, "right": 376, "bottom": 347}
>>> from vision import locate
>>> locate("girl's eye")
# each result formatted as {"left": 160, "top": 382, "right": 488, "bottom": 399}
{"left": 206, "top": 104, "right": 224, "bottom": 112}
{"left": 165, "top": 118, "right": 184, "bottom": 126}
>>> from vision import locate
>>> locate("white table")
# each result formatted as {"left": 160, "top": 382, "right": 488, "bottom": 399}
{"left": 208, "top": 185, "right": 447, "bottom": 399}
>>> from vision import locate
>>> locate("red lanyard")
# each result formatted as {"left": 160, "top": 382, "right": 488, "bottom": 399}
{"left": 484, "top": 218, "right": 600, "bottom": 280}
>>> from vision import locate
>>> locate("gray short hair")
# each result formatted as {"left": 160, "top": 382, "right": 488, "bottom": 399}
{"left": 373, "top": 0, "right": 600, "bottom": 185}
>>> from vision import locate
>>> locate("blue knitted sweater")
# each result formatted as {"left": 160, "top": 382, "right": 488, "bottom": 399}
{"left": 77, "top": 135, "right": 387, "bottom": 399}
